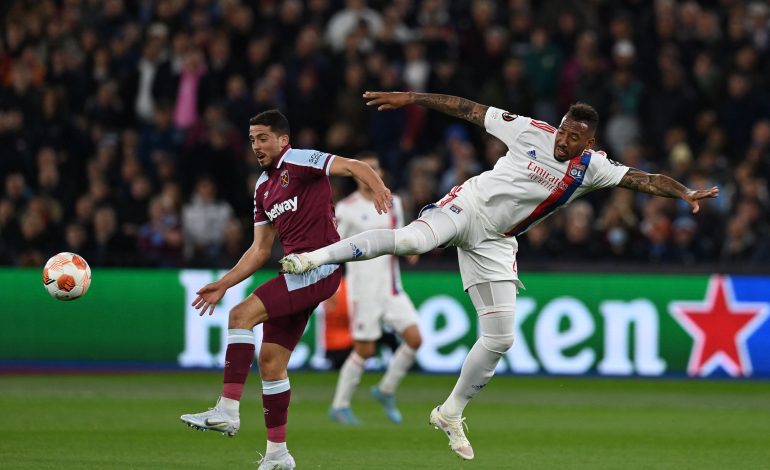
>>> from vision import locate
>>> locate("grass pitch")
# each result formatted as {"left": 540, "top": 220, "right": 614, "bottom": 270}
{"left": 1, "top": 372, "right": 769, "bottom": 469}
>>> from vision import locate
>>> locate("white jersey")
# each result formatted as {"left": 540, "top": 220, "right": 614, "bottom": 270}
{"left": 459, "top": 107, "right": 630, "bottom": 237}
{"left": 336, "top": 192, "right": 406, "bottom": 301}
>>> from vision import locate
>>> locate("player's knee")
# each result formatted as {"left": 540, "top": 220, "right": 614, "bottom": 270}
{"left": 394, "top": 224, "right": 436, "bottom": 255}
{"left": 354, "top": 341, "right": 376, "bottom": 359}
{"left": 393, "top": 228, "right": 420, "bottom": 254}
{"left": 228, "top": 298, "right": 268, "bottom": 329}
{"left": 406, "top": 335, "right": 422, "bottom": 350}
{"left": 257, "top": 353, "right": 285, "bottom": 380}
{"left": 228, "top": 304, "right": 251, "bottom": 329}
{"left": 402, "top": 326, "right": 422, "bottom": 350}
{"left": 480, "top": 333, "right": 514, "bottom": 355}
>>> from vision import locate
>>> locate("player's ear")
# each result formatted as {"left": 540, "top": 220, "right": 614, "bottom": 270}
{"left": 279, "top": 134, "right": 289, "bottom": 147}
{"left": 586, "top": 136, "right": 596, "bottom": 150}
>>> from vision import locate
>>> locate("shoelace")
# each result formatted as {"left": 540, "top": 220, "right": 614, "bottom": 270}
{"left": 453, "top": 417, "right": 469, "bottom": 435}
{"left": 445, "top": 416, "right": 470, "bottom": 446}
{"left": 255, "top": 451, "right": 265, "bottom": 465}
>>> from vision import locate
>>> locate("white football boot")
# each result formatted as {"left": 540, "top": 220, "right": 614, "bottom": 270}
{"left": 257, "top": 451, "right": 296, "bottom": 470}
{"left": 279, "top": 253, "right": 316, "bottom": 274}
{"left": 429, "top": 406, "right": 474, "bottom": 460}
{"left": 181, "top": 398, "right": 240, "bottom": 437}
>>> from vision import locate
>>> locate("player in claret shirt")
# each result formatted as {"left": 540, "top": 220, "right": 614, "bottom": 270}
{"left": 181, "top": 110, "right": 391, "bottom": 470}
{"left": 281, "top": 91, "right": 719, "bottom": 461}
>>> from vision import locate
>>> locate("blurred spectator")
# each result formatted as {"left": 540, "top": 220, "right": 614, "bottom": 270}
{"left": 182, "top": 176, "right": 233, "bottom": 267}
{"left": 139, "top": 103, "right": 183, "bottom": 174}
{"left": 669, "top": 216, "right": 700, "bottom": 265}
{"left": 220, "top": 217, "right": 249, "bottom": 269}
{"left": 15, "top": 209, "right": 52, "bottom": 267}
{"left": 438, "top": 125, "right": 481, "bottom": 195}
{"left": 553, "top": 201, "right": 602, "bottom": 261}
{"left": 524, "top": 27, "right": 563, "bottom": 124}
{"left": 170, "top": 49, "right": 205, "bottom": 131}
{"left": 129, "top": 24, "right": 168, "bottom": 124}
{"left": 325, "top": 0, "right": 383, "bottom": 52}
{"left": 721, "top": 215, "right": 756, "bottom": 262}
{"left": 478, "top": 56, "right": 534, "bottom": 119}
{"left": 90, "top": 205, "right": 135, "bottom": 267}
{"left": 63, "top": 222, "right": 91, "bottom": 260}
{"left": 0, "top": 198, "right": 20, "bottom": 264}
{"left": 120, "top": 173, "right": 154, "bottom": 238}
{"left": 138, "top": 196, "right": 182, "bottom": 267}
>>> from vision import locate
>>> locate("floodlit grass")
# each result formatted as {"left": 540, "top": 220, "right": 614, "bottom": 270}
{"left": 1, "top": 372, "right": 769, "bottom": 469}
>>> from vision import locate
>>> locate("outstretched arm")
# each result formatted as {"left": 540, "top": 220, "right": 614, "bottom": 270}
{"left": 363, "top": 91, "right": 489, "bottom": 128}
{"left": 617, "top": 168, "right": 719, "bottom": 214}
{"left": 192, "top": 224, "right": 276, "bottom": 316}
{"left": 330, "top": 156, "right": 392, "bottom": 214}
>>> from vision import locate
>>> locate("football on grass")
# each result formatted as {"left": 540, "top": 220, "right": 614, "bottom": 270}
{"left": 43, "top": 252, "right": 92, "bottom": 301}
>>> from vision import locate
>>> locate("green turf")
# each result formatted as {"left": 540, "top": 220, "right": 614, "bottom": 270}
{"left": 1, "top": 372, "right": 769, "bottom": 469}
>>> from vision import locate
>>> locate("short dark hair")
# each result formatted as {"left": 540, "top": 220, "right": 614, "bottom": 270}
{"left": 249, "top": 109, "right": 290, "bottom": 137}
{"left": 567, "top": 102, "right": 599, "bottom": 131}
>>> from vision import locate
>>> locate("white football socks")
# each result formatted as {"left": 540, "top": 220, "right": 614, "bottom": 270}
{"left": 218, "top": 396, "right": 240, "bottom": 416}
{"left": 378, "top": 344, "right": 416, "bottom": 394}
{"left": 265, "top": 440, "right": 287, "bottom": 457}
{"left": 306, "top": 215, "right": 454, "bottom": 267}
{"left": 331, "top": 352, "right": 365, "bottom": 409}
{"left": 307, "top": 229, "right": 396, "bottom": 267}
{"left": 440, "top": 339, "right": 499, "bottom": 420}
{"left": 440, "top": 313, "right": 515, "bottom": 420}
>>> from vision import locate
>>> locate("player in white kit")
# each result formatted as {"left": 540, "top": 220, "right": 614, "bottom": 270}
{"left": 281, "top": 91, "right": 719, "bottom": 460}
{"left": 329, "top": 152, "right": 422, "bottom": 425}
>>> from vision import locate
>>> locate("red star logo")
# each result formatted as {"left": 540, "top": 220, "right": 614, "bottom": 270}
{"left": 669, "top": 276, "right": 769, "bottom": 377}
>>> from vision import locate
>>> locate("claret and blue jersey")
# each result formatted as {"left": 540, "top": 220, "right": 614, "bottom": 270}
{"left": 253, "top": 145, "right": 341, "bottom": 255}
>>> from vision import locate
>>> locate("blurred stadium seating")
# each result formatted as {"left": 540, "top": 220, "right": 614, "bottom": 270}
{"left": 1, "top": 0, "right": 769, "bottom": 271}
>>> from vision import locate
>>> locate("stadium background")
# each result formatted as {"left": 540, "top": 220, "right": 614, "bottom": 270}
{"left": 1, "top": 1, "right": 770, "bottom": 469}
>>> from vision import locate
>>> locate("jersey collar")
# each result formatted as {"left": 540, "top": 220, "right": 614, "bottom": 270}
{"left": 273, "top": 144, "right": 292, "bottom": 170}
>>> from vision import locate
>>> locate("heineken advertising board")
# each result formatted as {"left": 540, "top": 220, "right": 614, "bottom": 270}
{"left": 1, "top": 269, "right": 769, "bottom": 378}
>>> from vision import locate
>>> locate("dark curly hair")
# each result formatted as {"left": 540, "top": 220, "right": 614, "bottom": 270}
{"left": 567, "top": 102, "right": 599, "bottom": 131}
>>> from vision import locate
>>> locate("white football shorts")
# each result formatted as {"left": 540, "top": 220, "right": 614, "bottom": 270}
{"left": 419, "top": 184, "right": 524, "bottom": 291}
{"left": 347, "top": 291, "right": 419, "bottom": 342}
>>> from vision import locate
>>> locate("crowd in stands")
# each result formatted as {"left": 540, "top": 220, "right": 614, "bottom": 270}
{"left": 1, "top": 0, "right": 769, "bottom": 269}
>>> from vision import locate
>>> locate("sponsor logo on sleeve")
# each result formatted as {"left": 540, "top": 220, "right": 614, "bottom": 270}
{"left": 502, "top": 112, "right": 519, "bottom": 122}
{"left": 449, "top": 204, "right": 463, "bottom": 214}
{"left": 309, "top": 151, "right": 324, "bottom": 165}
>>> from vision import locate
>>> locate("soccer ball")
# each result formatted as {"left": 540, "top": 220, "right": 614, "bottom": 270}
{"left": 43, "top": 252, "right": 92, "bottom": 301}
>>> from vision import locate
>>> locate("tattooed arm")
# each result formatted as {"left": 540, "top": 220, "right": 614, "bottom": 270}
{"left": 363, "top": 91, "right": 489, "bottom": 128}
{"left": 618, "top": 168, "right": 719, "bottom": 213}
